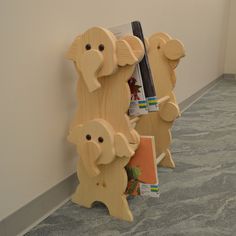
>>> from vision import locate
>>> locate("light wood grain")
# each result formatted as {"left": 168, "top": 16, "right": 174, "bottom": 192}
{"left": 68, "top": 27, "right": 144, "bottom": 144}
{"left": 157, "top": 95, "right": 170, "bottom": 104}
{"left": 136, "top": 32, "right": 185, "bottom": 168}
{"left": 69, "top": 119, "right": 135, "bottom": 221}
{"left": 79, "top": 49, "right": 103, "bottom": 92}
{"left": 156, "top": 152, "right": 166, "bottom": 165}
{"left": 67, "top": 27, "right": 145, "bottom": 221}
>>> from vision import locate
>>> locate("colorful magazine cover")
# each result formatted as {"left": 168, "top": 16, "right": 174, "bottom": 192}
{"left": 125, "top": 136, "right": 160, "bottom": 197}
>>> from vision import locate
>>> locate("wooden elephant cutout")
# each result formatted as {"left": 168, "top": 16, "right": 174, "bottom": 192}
{"left": 67, "top": 27, "right": 144, "bottom": 145}
{"left": 68, "top": 119, "right": 135, "bottom": 221}
{"left": 136, "top": 32, "right": 185, "bottom": 168}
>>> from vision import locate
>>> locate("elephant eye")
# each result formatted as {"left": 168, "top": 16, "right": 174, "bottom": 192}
{"left": 98, "top": 44, "right": 105, "bottom": 51}
{"left": 98, "top": 137, "right": 104, "bottom": 143}
{"left": 157, "top": 45, "right": 161, "bottom": 50}
{"left": 86, "top": 134, "right": 91, "bottom": 140}
{"left": 85, "top": 44, "right": 91, "bottom": 50}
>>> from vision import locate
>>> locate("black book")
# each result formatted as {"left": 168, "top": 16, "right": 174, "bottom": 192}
{"left": 131, "top": 21, "right": 158, "bottom": 112}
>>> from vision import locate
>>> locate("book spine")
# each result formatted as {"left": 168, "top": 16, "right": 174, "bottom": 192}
{"left": 131, "top": 21, "right": 159, "bottom": 112}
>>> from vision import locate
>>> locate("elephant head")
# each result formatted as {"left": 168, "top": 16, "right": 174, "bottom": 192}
{"left": 68, "top": 119, "right": 134, "bottom": 177}
{"left": 148, "top": 32, "right": 185, "bottom": 61}
{"left": 147, "top": 32, "right": 185, "bottom": 88}
{"left": 67, "top": 27, "right": 144, "bottom": 92}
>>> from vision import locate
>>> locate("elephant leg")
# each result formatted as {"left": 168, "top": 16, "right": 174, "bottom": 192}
{"left": 106, "top": 195, "right": 133, "bottom": 222}
{"left": 155, "top": 123, "right": 172, "bottom": 156}
{"left": 72, "top": 185, "right": 95, "bottom": 208}
{"left": 159, "top": 149, "right": 175, "bottom": 168}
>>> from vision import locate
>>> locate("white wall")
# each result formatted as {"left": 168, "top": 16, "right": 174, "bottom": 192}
{"left": 0, "top": 0, "right": 230, "bottom": 220}
{"left": 225, "top": 0, "right": 236, "bottom": 74}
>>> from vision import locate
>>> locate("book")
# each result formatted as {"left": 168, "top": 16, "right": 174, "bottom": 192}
{"left": 110, "top": 23, "right": 148, "bottom": 116}
{"left": 131, "top": 21, "right": 159, "bottom": 112}
{"left": 125, "top": 136, "right": 160, "bottom": 197}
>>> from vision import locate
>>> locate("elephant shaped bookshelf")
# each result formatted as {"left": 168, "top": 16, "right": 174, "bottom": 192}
{"left": 67, "top": 26, "right": 145, "bottom": 221}
{"left": 67, "top": 27, "right": 144, "bottom": 144}
{"left": 67, "top": 26, "right": 185, "bottom": 221}
{"left": 136, "top": 32, "right": 185, "bottom": 168}
{"left": 68, "top": 119, "right": 135, "bottom": 221}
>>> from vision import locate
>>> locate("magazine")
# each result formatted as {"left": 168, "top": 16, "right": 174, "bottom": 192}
{"left": 126, "top": 136, "right": 160, "bottom": 197}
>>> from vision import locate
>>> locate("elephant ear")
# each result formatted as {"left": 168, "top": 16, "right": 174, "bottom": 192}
{"left": 67, "top": 124, "right": 83, "bottom": 144}
{"left": 114, "top": 133, "right": 134, "bottom": 158}
{"left": 163, "top": 39, "right": 185, "bottom": 60}
{"left": 116, "top": 36, "right": 144, "bottom": 66}
{"left": 66, "top": 36, "right": 81, "bottom": 62}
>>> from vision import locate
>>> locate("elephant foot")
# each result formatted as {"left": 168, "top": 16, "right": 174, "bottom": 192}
{"left": 107, "top": 196, "right": 133, "bottom": 221}
{"left": 159, "top": 149, "right": 175, "bottom": 168}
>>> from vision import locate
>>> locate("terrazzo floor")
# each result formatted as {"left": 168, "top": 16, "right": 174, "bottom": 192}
{"left": 25, "top": 78, "right": 236, "bottom": 236}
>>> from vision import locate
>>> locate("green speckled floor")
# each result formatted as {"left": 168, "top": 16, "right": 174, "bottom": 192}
{"left": 25, "top": 78, "right": 236, "bottom": 236}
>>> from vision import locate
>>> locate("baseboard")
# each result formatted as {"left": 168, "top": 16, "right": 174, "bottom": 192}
{"left": 179, "top": 74, "right": 223, "bottom": 112}
{"left": 223, "top": 73, "right": 235, "bottom": 79}
{"left": 0, "top": 74, "right": 228, "bottom": 236}
{"left": 0, "top": 174, "right": 78, "bottom": 236}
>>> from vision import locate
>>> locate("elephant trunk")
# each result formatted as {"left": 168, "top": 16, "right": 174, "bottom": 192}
{"left": 81, "top": 140, "right": 101, "bottom": 177}
{"left": 79, "top": 49, "right": 103, "bottom": 92}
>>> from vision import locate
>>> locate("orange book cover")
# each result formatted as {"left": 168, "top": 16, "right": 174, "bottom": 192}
{"left": 126, "top": 136, "right": 159, "bottom": 196}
